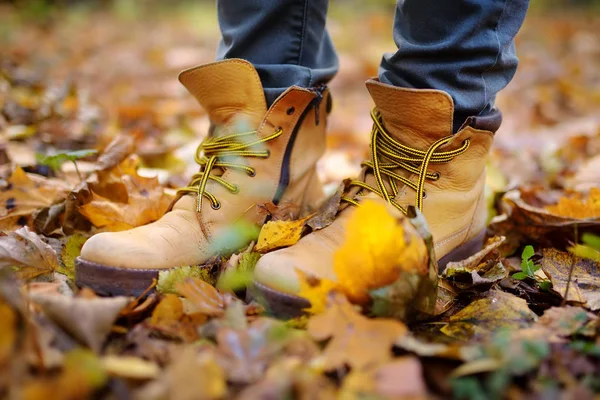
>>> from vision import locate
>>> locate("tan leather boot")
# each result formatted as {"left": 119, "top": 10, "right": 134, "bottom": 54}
{"left": 75, "top": 59, "right": 330, "bottom": 296}
{"left": 252, "top": 79, "right": 497, "bottom": 317}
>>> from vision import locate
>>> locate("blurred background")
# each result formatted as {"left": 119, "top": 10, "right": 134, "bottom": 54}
{"left": 1, "top": 0, "right": 600, "bottom": 191}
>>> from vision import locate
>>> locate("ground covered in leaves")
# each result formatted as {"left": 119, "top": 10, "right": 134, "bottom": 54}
{"left": 1, "top": 2, "right": 600, "bottom": 399}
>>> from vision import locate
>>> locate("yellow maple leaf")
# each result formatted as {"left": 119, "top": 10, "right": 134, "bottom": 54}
{"left": 255, "top": 216, "right": 311, "bottom": 253}
{"left": 296, "top": 269, "right": 339, "bottom": 314}
{"left": 333, "top": 200, "right": 428, "bottom": 304}
{"left": 545, "top": 187, "right": 600, "bottom": 219}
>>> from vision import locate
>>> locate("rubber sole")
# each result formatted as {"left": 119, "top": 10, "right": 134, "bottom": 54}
{"left": 75, "top": 257, "right": 162, "bottom": 297}
{"left": 249, "top": 230, "right": 487, "bottom": 318}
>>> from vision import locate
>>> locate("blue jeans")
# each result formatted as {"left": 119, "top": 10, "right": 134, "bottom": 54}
{"left": 216, "top": 0, "right": 529, "bottom": 132}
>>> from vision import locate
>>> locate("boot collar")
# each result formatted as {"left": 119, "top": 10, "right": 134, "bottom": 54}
{"left": 179, "top": 59, "right": 268, "bottom": 132}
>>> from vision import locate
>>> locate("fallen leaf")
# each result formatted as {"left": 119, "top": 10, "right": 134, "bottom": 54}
{"left": 101, "top": 355, "right": 160, "bottom": 380}
{"left": 95, "top": 134, "right": 136, "bottom": 172}
{"left": 540, "top": 248, "right": 600, "bottom": 310}
{"left": 0, "top": 226, "right": 60, "bottom": 280}
{"left": 441, "top": 290, "right": 538, "bottom": 340}
{"left": 255, "top": 215, "right": 311, "bottom": 253}
{"left": 175, "top": 277, "right": 226, "bottom": 317}
{"left": 334, "top": 200, "right": 429, "bottom": 304}
{"left": 215, "top": 318, "right": 289, "bottom": 384}
{"left": 29, "top": 293, "right": 130, "bottom": 352}
{"left": 0, "top": 166, "right": 68, "bottom": 230}
{"left": 341, "top": 357, "right": 427, "bottom": 400}
{"left": 534, "top": 306, "right": 597, "bottom": 338}
{"left": 307, "top": 293, "right": 407, "bottom": 370}
{"left": 545, "top": 187, "right": 600, "bottom": 218}
{"left": 58, "top": 234, "right": 87, "bottom": 281}
{"left": 306, "top": 184, "right": 343, "bottom": 231}
{"left": 255, "top": 201, "right": 301, "bottom": 221}
{"left": 296, "top": 270, "right": 339, "bottom": 314}
{"left": 490, "top": 189, "right": 600, "bottom": 247}
{"left": 443, "top": 236, "right": 508, "bottom": 288}
{"left": 164, "top": 348, "right": 227, "bottom": 400}
{"left": 80, "top": 174, "right": 172, "bottom": 231}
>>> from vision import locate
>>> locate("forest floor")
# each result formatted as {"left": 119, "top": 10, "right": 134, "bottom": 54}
{"left": 1, "top": 2, "right": 600, "bottom": 399}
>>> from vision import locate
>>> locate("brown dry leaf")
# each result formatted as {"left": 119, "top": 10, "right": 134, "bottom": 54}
{"left": 237, "top": 358, "right": 337, "bottom": 400}
{"left": 540, "top": 248, "right": 600, "bottom": 310}
{"left": 441, "top": 290, "right": 537, "bottom": 340}
{"left": 341, "top": 357, "right": 427, "bottom": 400}
{"left": 0, "top": 166, "right": 68, "bottom": 230}
{"left": 215, "top": 318, "right": 289, "bottom": 384}
{"left": 334, "top": 200, "right": 429, "bottom": 304}
{"left": 545, "top": 187, "right": 600, "bottom": 218}
{"left": 255, "top": 201, "right": 301, "bottom": 221}
{"left": 491, "top": 189, "right": 600, "bottom": 246}
{"left": 29, "top": 292, "right": 130, "bottom": 352}
{"left": 306, "top": 184, "right": 344, "bottom": 231}
{"left": 533, "top": 306, "right": 597, "bottom": 339}
{"left": 163, "top": 348, "right": 227, "bottom": 400}
{"left": 175, "top": 277, "right": 226, "bottom": 317}
{"left": 307, "top": 293, "right": 407, "bottom": 370}
{"left": 95, "top": 134, "right": 136, "bottom": 172}
{"left": 149, "top": 294, "right": 200, "bottom": 342}
{"left": 0, "top": 297, "right": 18, "bottom": 372}
{"left": 443, "top": 236, "right": 508, "bottom": 288}
{"left": 255, "top": 215, "right": 311, "bottom": 253}
{"left": 80, "top": 174, "right": 172, "bottom": 231}
{"left": 0, "top": 226, "right": 60, "bottom": 280}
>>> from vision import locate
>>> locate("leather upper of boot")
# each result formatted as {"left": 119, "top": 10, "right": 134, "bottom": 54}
{"left": 80, "top": 59, "right": 329, "bottom": 270}
{"left": 254, "top": 79, "right": 495, "bottom": 294}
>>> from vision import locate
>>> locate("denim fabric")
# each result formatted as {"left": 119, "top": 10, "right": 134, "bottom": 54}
{"left": 380, "top": 0, "right": 530, "bottom": 131}
{"left": 216, "top": 0, "right": 529, "bottom": 131}
{"left": 216, "top": 0, "right": 338, "bottom": 107}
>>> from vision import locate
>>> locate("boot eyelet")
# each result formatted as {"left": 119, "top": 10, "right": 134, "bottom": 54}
{"left": 432, "top": 172, "right": 441, "bottom": 180}
{"left": 422, "top": 191, "right": 427, "bottom": 199}
{"left": 231, "top": 185, "right": 239, "bottom": 194}
{"left": 286, "top": 107, "right": 295, "bottom": 115}
{"left": 265, "top": 149, "right": 271, "bottom": 158}
{"left": 248, "top": 169, "right": 256, "bottom": 177}
{"left": 211, "top": 202, "right": 221, "bottom": 210}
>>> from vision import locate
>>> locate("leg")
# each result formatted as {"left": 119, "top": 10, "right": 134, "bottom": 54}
{"left": 217, "top": 0, "right": 339, "bottom": 106}
{"left": 380, "top": 0, "right": 530, "bottom": 132}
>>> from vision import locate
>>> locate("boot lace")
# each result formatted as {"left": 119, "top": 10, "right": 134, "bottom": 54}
{"left": 342, "top": 109, "right": 470, "bottom": 213}
{"left": 177, "top": 127, "right": 283, "bottom": 212}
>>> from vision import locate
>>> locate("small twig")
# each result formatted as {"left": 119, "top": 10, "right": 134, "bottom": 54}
{"left": 562, "top": 224, "right": 579, "bottom": 306}
{"left": 71, "top": 160, "right": 83, "bottom": 183}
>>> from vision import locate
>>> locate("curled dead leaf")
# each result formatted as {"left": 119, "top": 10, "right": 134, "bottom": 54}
{"left": 0, "top": 226, "right": 60, "bottom": 280}
{"left": 255, "top": 215, "right": 311, "bottom": 253}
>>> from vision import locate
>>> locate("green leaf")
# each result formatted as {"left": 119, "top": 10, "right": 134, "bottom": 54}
{"left": 520, "top": 245, "right": 537, "bottom": 277}
{"left": 537, "top": 280, "right": 552, "bottom": 291}
{"left": 37, "top": 149, "right": 98, "bottom": 173}
{"left": 512, "top": 272, "right": 528, "bottom": 280}
{"left": 216, "top": 252, "right": 261, "bottom": 292}
{"left": 583, "top": 233, "right": 600, "bottom": 250}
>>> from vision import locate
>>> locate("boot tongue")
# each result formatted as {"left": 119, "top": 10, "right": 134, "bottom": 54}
{"left": 179, "top": 59, "right": 268, "bottom": 130}
{"left": 366, "top": 79, "right": 455, "bottom": 150}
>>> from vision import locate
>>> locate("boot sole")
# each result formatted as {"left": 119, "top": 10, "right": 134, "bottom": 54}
{"left": 248, "top": 230, "right": 486, "bottom": 318}
{"left": 75, "top": 257, "right": 163, "bottom": 297}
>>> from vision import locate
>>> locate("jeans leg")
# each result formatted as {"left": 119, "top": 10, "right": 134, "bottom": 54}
{"left": 379, "top": 0, "right": 530, "bottom": 132}
{"left": 217, "top": 0, "right": 339, "bottom": 107}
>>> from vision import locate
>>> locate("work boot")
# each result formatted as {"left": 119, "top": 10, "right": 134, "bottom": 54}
{"left": 252, "top": 79, "right": 498, "bottom": 317}
{"left": 76, "top": 59, "right": 330, "bottom": 296}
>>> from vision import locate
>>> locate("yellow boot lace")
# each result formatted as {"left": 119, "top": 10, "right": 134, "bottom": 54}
{"left": 177, "top": 127, "right": 283, "bottom": 212}
{"left": 342, "top": 109, "right": 470, "bottom": 213}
